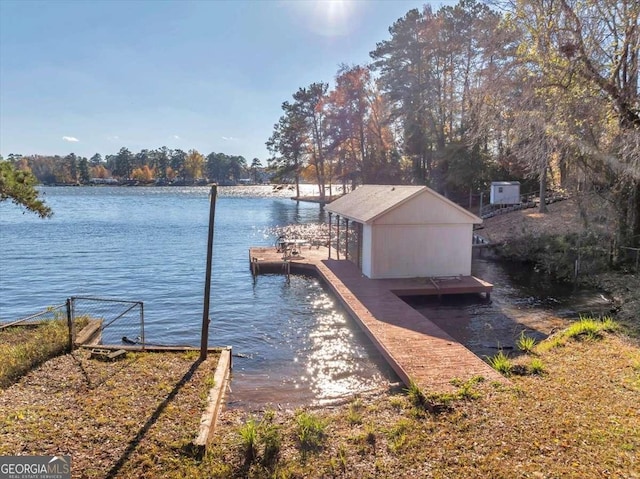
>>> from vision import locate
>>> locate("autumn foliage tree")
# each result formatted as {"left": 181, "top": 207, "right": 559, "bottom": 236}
{"left": 184, "top": 149, "right": 205, "bottom": 181}
{"left": 501, "top": 0, "right": 640, "bottom": 246}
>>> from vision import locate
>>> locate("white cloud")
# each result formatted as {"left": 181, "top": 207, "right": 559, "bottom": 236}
{"left": 62, "top": 136, "right": 79, "bottom": 142}
{"left": 173, "top": 135, "right": 181, "bottom": 140}
{"left": 222, "top": 136, "right": 237, "bottom": 141}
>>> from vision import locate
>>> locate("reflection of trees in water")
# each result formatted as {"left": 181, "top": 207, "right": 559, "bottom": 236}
{"left": 268, "top": 199, "right": 301, "bottom": 225}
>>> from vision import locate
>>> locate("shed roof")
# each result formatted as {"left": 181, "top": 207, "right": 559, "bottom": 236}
{"left": 326, "top": 184, "right": 481, "bottom": 224}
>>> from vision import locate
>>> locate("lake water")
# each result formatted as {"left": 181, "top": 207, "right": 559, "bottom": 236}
{"left": 1, "top": 186, "right": 611, "bottom": 409}
{"left": 0, "top": 186, "right": 398, "bottom": 409}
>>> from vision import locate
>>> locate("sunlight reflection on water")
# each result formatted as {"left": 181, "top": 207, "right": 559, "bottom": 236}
{"left": 1, "top": 186, "right": 397, "bottom": 410}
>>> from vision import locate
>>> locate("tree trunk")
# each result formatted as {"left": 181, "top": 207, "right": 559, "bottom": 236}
{"left": 539, "top": 155, "right": 548, "bottom": 214}
{"left": 619, "top": 179, "right": 640, "bottom": 248}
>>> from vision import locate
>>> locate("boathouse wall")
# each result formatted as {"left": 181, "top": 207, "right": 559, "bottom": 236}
{"left": 361, "top": 190, "right": 476, "bottom": 279}
{"left": 327, "top": 185, "right": 481, "bottom": 280}
{"left": 361, "top": 224, "right": 374, "bottom": 278}
{"left": 370, "top": 224, "right": 473, "bottom": 278}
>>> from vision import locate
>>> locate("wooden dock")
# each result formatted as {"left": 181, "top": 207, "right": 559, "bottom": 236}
{"left": 248, "top": 246, "right": 506, "bottom": 392}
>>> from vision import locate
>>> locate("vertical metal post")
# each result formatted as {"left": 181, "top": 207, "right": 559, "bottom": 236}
{"left": 356, "top": 223, "right": 361, "bottom": 269}
{"left": 201, "top": 185, "right": 217, "bottom": 361}
{"left": 66, "top": 298, "right": 73, "bottom": 352}
{"left": 140, "top": 302, "right": 145, "bottom": 351}
{"left": 328, "top": 212, "right": 332, "bottom": 259}
{"left": 336, "top": 215, "right": 341, "bottom": 260}
{"left": 344, "top": 218, "right": 349, "bottom": 260}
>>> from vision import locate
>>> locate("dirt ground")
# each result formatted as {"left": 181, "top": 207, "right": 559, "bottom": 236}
{"left": 0, "top": 349, "right": 219, "bottom": 478}
{"left": 478, "top": 193, "right": 613, "bottom": 244}
{"left": 479, "top": 193, "right": 639, "bottom": 331}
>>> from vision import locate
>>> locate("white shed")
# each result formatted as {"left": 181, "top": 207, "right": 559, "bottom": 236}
{"left": 490, "top": 181, "right": 520, "bottom": 205}
{"left": 326, "top": 185, "right": 482, "bottom": 279}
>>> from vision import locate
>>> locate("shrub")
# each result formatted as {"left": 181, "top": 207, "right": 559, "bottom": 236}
{"left": 239, "top": 418, "right": 258, "bottom": 464}
{"left": 528, "top": 358, "right": 546, "bottom": 375}
{"left": 347, "top": 398, "right": 363, "bottom": 425}
{"left": 487, "top": 351, "right": 513, "bottom": 376}
{"left": 237, "top": 411, "right": 283, "bottom": 468}
{"left": 296, "top": 411, "right": 327, "bottom": 453}
{"left": 516, "top": 332, "right": 537, "bottom": 353}
{"left": 260, "top": 421, "right": 281, "bottom": 468}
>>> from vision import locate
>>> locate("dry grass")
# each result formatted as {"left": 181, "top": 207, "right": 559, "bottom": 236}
{"left": 0, "top": 348, "right": 219, "bottom": 478}
{"left": 199, "top": 333, "right": 639, "bottom": 479}
{"left": 0, "top": 318, "right": 87, "bottom": 388}
{"left": 0, "top": 328, "right": 638, "bottom": 478}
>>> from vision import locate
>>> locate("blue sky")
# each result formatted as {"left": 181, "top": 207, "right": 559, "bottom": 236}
{"left": 1, "top": 0, "right": 454, "bottom": 162}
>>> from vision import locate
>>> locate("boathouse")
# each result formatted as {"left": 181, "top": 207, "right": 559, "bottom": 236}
{"left": 326, "top": 185, "right": 482, "bottom": 279}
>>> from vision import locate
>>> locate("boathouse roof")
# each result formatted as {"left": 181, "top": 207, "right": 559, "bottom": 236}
{"left": 326, "top": 184, "right": 481, "bottom": 224}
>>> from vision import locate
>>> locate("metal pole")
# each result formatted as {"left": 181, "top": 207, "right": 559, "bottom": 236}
{"left": 140, "top": 302, "right": 145, "bottom": 351}
{"left": 345, "top": 218, "right": 349, "bottom": 260}
{"left": 328, "top": 212, "right": 332, "bottom": 259}
{"left": 336, "top": 215, "right": 341, "bottom": 260}
{"left": 66, "top": 298, "right": 73, "bottom": 353}
{"left": 201, "top": 185, "right": 217, "bottom": 361}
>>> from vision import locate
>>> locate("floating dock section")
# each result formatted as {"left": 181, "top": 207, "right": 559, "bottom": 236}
{"left": 249, "top": 246, "right": 506, "bottom": 392}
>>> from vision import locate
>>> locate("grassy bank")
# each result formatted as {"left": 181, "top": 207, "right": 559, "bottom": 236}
{"left": 189, "top": 327, "right": 639, "bottom": 479}
{"left": 0, "top": 349, "right": 220, "bottom": 478}
{"left": 0, "top": 322, "right": 637, "bottom": 477}
{"left": 0, "top": 318, "right": 87, "bottom": 388}
{"left": 479, "top": 195, "right": 639, "bottom": 337}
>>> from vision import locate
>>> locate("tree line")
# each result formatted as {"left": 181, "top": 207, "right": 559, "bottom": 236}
{"left": 266, "top": 0, "right": 639, "bottom": 248}
{"left": 3, "top": 148, "right": 264, "bottom": 186}
{"left": 2, "top": 0, "right": 638, "bottom": 249}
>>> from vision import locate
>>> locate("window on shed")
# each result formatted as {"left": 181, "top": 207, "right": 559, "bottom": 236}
{"left": 498, "top": 187, "right": 504, "bottom": 193}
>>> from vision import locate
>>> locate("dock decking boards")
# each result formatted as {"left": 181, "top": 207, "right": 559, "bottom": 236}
{"left": 249, "top": 246, "right": 507, "bottom": 392}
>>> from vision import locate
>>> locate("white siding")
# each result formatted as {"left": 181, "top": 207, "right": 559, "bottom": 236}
{"left": 370, "top": 224, "right": 473, "bottom": 279}
{"left": 361, "top": 224, "right": 373, "bottom": 278}
{"left": 375, "top": 190, "right": 479, "bottom": 225}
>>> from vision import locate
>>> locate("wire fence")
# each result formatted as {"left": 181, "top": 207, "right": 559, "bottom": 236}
{"left": 620, "top": 246, "right": 640, "bottom": 273}
{"left": 69, "top": 296, "right": 144, "bottom": 347}
{"left": 0, "top": 303, "right": 68, "bottom": 330}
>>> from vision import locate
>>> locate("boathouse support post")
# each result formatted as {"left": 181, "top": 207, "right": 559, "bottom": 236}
{"left": 336, "top": 215, "right": 341, "bottom": 260}
{"left": 344, "top": 218, "right": 349, "bottom": 260}
{"left": 200, "top": 185, "right": 217, "bottom": 361}
{"left": 328, "top": 212, "right": 332, "bottom": 259}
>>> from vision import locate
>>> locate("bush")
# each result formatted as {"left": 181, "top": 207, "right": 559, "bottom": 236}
{"left": 487, "top": 351, "right": 513, "bottom": 376}
{"left": 237, "top": 411, "right": 282, "bottom": 468}
{"left": 516, "top": 332, "right": 537, "bottom": 353}
{"left": 296, "top": 411, "right": 327, "bottom": 454}
{"left": 528, "top": 358, "right": 546, "bottom": 375}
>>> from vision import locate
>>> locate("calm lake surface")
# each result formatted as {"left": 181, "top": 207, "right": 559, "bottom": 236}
{"left": 1, "top": 186, "right": 611, "bottom": 408}
{"left": 0, "top": 186, "right": 397, "bottom": 408}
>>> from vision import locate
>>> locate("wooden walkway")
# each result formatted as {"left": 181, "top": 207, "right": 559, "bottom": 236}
{"left": 249, "top": 247, "right": 507, "bottom": 392}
